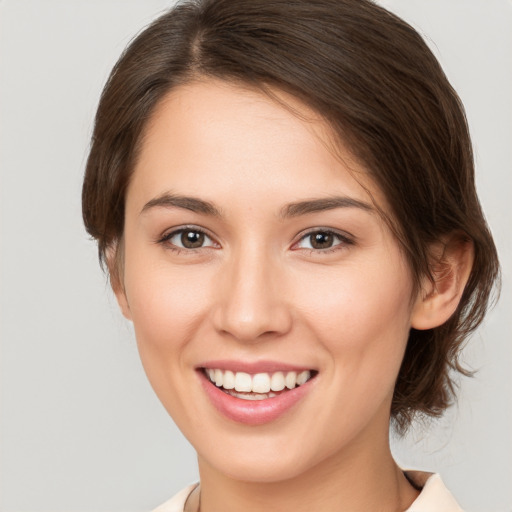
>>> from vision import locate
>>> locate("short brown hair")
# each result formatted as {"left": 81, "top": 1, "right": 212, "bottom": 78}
{"left": 82, "top": 0, "right": 500, "bottom": 431}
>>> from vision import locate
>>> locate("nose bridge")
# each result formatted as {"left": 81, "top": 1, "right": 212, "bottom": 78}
{"left": 213, "top": 242, "right": 291, "bottom": 342}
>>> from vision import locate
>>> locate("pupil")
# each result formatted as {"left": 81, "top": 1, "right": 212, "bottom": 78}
{"left": 182, "top": 230, "right": 204, "bottom": 248}
{"left": 311, "top": 232, "right": 333, "bottom": 249}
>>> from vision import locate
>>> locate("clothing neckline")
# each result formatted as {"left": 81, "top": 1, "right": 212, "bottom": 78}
{"left": 151, "top": 471, "right": 464, "bottom": 512}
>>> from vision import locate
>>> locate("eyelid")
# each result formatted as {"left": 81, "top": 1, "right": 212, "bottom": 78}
{"left": 157, "top": 225, "right": 220, "bottom": 250}
{"left": 291, "top": 228, "right": 355, "bottom": 251}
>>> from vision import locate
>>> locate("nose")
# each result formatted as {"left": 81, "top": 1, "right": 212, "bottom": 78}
{"left": 212, "top": 248, "right": 293, "bottom": 343}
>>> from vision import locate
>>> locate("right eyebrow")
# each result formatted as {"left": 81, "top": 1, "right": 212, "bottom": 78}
{"left": 280, "top": 196, "right": 374, "bottom": 218}
{"left": 140, "top": 193, "right": 223, "bottom": 217}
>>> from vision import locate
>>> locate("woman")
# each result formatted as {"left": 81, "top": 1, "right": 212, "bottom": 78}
{"left": 82, "top": 0, "right": 499, "bottom": 510}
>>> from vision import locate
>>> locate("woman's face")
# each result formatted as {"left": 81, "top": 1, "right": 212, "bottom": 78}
{"left": 118, "top": 80, "right": 420, "bottom": 482}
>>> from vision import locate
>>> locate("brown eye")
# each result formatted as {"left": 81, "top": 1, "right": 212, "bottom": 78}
{"left": 309, "top": 232, "right": 334, "bottom": 249}
{"left": 295, "top": 229, "right": 351, "bottom": 252}
{"left": 181, "top": 230, "right": 205, "bottom": 248}
{"left": 163, "top": 228, "right": 216, "bottom": 250}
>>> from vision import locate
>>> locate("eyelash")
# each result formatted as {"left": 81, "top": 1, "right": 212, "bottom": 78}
{"left": 292, "top": 229, "right": 354, "bottom": 254}
{"left": 157, "top": 226, "right": 354, "bottom": 255}
{"left": 157, "top": 226, "right": 218, "bottom": 254}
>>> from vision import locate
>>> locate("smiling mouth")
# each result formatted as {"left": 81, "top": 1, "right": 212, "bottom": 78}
{"left": 203, "top": 368, "right": 317, "bottom": 401}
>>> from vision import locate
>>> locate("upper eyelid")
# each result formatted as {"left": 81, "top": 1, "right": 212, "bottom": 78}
{"left": 160, "top": 225, "right": 214, "bottom": 239}
{"left": 291, "top": 228, "right": 355, "bottom": 252}
{"left": 295, "top": 227, "right": 354, "bottom": 242}
{"left": 157, "top": 225, "right": 219, "bottom": 249}
{"left": 156, "top": 225, "right": 353, "bottom": 248}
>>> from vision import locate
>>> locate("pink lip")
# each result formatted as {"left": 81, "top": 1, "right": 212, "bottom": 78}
{"left": 197, "top": 359, "right": 314, "bottom": 374}
{"left": 198, "top": 369, "right": 316, "bottom": 426}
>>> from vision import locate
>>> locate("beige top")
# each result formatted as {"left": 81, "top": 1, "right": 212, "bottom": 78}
{"left": 151, "top": 471, "right": 464, "bottom": 512}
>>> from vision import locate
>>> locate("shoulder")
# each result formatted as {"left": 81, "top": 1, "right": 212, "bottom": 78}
{"left": 151, "top": 484, "right": 198, "bottom": 512}
{"left": 405, "top": 471, "right": 464, "bottom": 512}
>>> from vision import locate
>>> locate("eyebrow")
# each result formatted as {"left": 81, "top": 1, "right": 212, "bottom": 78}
{"left": 280, "top": 196, "right": 374, "bottom": 218}
{"left": 140, "top": 193, "right": 373, "bottom": 218}
{"left": 141, "top": 193, "right": 223, "bottom": 217}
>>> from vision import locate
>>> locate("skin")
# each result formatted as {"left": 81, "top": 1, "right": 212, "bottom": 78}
{"left": 114, "top": 80, "right": 473, "bottom": 511}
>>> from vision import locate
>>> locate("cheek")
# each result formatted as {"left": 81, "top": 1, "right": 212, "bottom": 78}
{"left": 121, "top": 244, "right": 215, "bottom": 381}
{"left": 121, "top": 256, "right": 218, "bottom": 428}
{"left": 290, "top": 256, "right": 413, "bottom": 445}
{"left": 299, "top": 257, "right": 413, "bottom": 341}
{"left": 296, "top": 253, "right": 414, "bottom": 391}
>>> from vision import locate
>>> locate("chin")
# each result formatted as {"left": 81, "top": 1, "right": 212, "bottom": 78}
{"left": 203, "top": 449, "right": 318, "bottom": 484}
{"left": 195, "top": 425, "right": 347, "bottom": 486}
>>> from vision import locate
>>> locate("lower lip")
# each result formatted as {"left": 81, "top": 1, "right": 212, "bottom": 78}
{"left": 198, "top": 370, "right": 316, "bottom": 426}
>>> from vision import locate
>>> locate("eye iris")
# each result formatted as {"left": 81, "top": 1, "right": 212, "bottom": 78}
{"left": 181, "top": 230, "right": 205, "bottom": 248}
{"left": 311, "top": 232, "right": 333, "bottom": 249}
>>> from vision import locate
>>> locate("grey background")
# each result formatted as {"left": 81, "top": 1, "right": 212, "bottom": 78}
{"left": 0, "top": 1, "right": 510, "bottom": 511}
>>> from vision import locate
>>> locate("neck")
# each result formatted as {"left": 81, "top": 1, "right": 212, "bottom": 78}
{"left": 196, "top": 424, "right": 419, "bottom": 512}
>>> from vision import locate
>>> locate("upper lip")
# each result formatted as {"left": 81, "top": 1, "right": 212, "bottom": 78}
{"left": 197, "top": 359, "right": 316, "bottom": 374}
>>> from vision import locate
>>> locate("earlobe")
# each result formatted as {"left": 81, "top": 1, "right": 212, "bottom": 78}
{"left": 113, "top": 286, "right": 132, "bottom": 321}
{"left": 411, "top": 235, "right": 474, "bottom": 330}
{"left": 106, "top": 243, "right": 132, "bottom": 321}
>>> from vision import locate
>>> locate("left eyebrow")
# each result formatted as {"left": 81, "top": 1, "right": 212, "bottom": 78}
{"left": 280, "top": 196, "right": 374, "bottom": 218}
{"left": 140, "top": 193, "right": 223, "bottom": 217}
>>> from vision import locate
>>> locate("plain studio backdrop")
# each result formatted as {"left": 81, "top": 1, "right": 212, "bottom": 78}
{"left": 0, "top": 1, "right": 510, "bottom": 511}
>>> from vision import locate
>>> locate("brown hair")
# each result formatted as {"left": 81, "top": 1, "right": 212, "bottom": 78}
{"left": 82, "top": 0, "right": 500, "bottom": 432}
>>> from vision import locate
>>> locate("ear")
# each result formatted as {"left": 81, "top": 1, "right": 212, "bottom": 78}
{"left": 411, "top": 234, "right": 474, "bottom": 330}
{"left": 106, "top": 243, "right": 132, "bottom": 321}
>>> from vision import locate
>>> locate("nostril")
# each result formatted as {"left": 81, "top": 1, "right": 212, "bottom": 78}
{"left": 211, "top": 270, "right": 293, "bottom": 342}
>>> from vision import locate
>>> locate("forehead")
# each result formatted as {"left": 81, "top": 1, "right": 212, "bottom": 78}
{"left": 129, "top": 79, "right": 386, "bottom": 214}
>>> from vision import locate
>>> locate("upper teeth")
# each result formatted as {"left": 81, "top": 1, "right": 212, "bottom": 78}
{"left": 205, "top": 369, "right": 312, "bottom": 393}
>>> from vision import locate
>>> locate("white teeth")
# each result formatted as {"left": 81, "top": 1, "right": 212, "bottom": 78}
{"left": 296, "top": 370, "right": 311, "bottom": 386}
{"left": 234, "top": 372, "right": 252, "bottom": 392}
{"left": 270, "top": 372, "right": 285, "bottom": 391}
{"left": 252, "top": 373, "right": 271, "bottom": 393}
{"left": 227, "top": 390, "right": 278, "bottom": 401}
{"left": 285, "top": 371, "right": 297, "bottom": 389}
{"left": 223, "top": 370, "right": 235, "bottom": 390}
{"left": 205, "top": 368, "right": 314, "bottom": 395}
